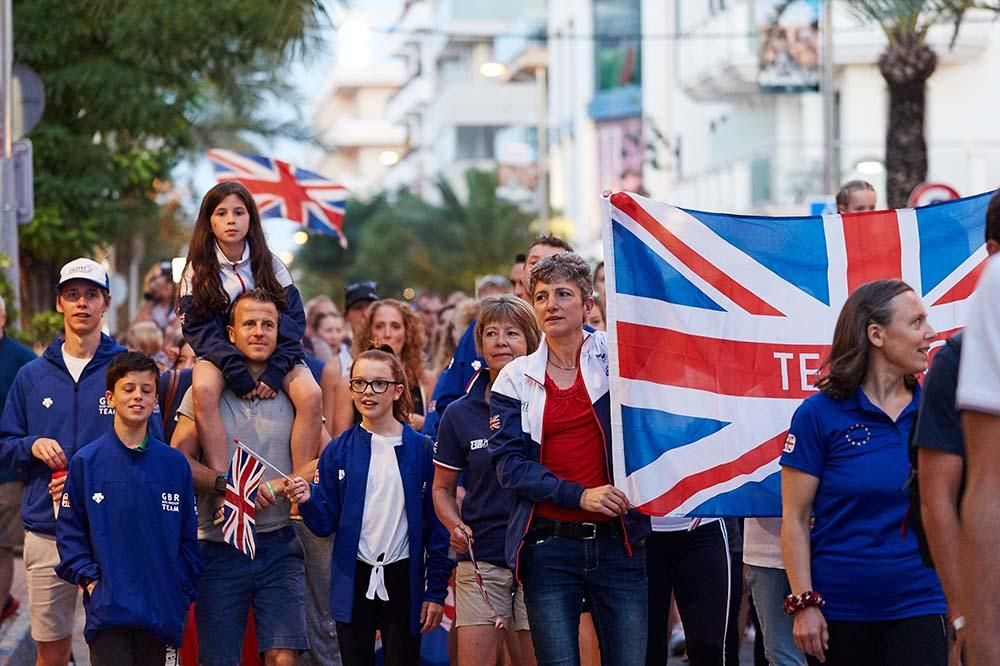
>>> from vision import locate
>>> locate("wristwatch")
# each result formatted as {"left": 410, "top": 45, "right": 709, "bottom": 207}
{"left": 214, "top": 475, "right": 227, "bottom": 495}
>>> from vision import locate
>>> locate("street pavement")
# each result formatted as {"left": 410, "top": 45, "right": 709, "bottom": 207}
{"left": 0, "top": 554, "right": 757, "bottom": 665}
{"left": 0, "top": 557, "right": 88, "bottom": 666}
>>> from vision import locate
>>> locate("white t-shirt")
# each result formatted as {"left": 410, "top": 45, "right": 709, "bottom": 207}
{"left": 743, "top": 517, "right": 784, "bottom": 569}
{"left": 61, "top": 346, "right": 92, "bottom": 383}
{"left": 358, "top": 432, "right": 409, "bottom": 600}
{"left": 957, "top": 256, "right": 1000, "bottom": 414}
{"left": 338, "top": 346, "right": 352, "bottom": 378}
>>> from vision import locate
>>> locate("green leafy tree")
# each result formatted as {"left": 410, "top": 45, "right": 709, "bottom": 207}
{"left": 842, "top": 1, "right": 996, "bottom": 207}
{"left": 295, "top": 170, "right": 537, "bottom": 301}
{"left": 13, "top": 0, "right": 327, "bottom": 315}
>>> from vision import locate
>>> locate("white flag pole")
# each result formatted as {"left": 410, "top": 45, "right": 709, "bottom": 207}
{"left": 234, "top": 439, "right": 292, "bottom": 482}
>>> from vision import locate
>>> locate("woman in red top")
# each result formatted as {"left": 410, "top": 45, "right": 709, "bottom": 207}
{"left": 489, "top": 252, "right": 650, "bottom": 666}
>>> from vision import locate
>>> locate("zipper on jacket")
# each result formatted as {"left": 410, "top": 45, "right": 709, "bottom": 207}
{"left": 72, "top": 380, "right": 79, "bottom": 455}
{"left": 514, "top": 374, "right": 545, "bottom": 585}
{"left": 233, "top": 264, "right": 247, "bottom": 293}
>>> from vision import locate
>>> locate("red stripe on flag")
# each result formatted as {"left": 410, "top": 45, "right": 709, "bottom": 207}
{"left": 611, "top": 193, "right": 784, "bottom": 316}
{"left": 638, "top": 431, "right": 787, "bottom": 516}
{"left": 617, "top": 322, "right": 829, "bottom": 399}
{"left": 933, "top": 257, "right": 987, "bottom": 306}
{"left": 841, "top": 210, "right": 903, "bottom": 293}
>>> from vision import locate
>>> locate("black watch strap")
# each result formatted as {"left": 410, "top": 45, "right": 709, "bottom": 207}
{"left": 214, "top": 474, "right": 227, "bottom": 495}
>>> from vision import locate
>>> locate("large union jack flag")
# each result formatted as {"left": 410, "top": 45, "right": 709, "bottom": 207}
{"left": 222, "top": 443, "right": 266, "bottom": 558}
{"left": 604, "top": 190, "right": 994, "bottom": 517}
{"left": 207, "top": 149, "right": 349, "bottom": 247}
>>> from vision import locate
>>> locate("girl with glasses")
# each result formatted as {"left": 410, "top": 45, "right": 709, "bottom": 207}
{"left": 287, "top": 347, "right": 452, "bottom": 665}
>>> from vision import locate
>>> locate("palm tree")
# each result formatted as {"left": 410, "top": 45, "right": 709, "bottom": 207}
{"left": 295, "top": 170, "right": 537, "bottom": 299}
{"left": 842, "top": 0, "right": 978, "bottom": 207}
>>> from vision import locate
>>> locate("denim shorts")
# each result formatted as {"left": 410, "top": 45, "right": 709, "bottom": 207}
{"left": 195, "top": 526, "right": 309, "bottom": 665}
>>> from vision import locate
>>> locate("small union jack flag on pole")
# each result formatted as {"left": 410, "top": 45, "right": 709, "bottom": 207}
{"left": 206, "top": 148, "right": 349, "bottom": 247}
{"left": 223, "top": 443, "right": 266, "bottom": 559}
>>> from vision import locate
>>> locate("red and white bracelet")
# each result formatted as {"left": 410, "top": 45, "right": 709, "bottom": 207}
{"left": 784, "top": 590, "right": 826, "bottom": 616}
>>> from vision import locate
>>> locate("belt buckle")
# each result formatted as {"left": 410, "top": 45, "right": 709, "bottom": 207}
{"left": 581, "top": 522, "right": 598, "bottom": 540}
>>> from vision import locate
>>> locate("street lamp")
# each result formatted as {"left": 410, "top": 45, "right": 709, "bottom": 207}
{"left": 292, "top": 231, "right": 309, "bottom": 246}
{"left": 855, "top": 159, "right": 885, "bottom": 176}
{"left": 479, "top": 61, "right": 507, "bottom": 78}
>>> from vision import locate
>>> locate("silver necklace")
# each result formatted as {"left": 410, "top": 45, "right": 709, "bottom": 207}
{"left": 547, "top": 357, "right": 577, "bottom": 371}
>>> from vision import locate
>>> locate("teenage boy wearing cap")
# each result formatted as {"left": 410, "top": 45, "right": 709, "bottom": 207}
{"left": 343, "top": 280, "right": 378, "bottom": 343}
{"left": 0, "top": 258, "right": 165, "bottom": 666}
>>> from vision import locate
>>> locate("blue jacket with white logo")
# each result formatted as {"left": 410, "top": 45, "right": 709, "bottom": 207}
{"left": 178, "top": 245, "right": 306, "bottom": 396}
{"left": 0, "top": 335, "right": 164, "bottom": 536}
{"left": 489, "top": 330, "right": 651, "bottom": 575}
{"left": 56, "top": 430, "right": 201, "bottom": 646}
{"left": 298, "top": 423, "right": 453, "bottom": 636}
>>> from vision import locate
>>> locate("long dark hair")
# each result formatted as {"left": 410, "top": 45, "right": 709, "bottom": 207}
{"left": 816, "top": 279, "right": 917, "bottom": 399}
{"left": 351, "top": 345, "right": 412, "bottom": 424}
{"left": 182, "top": 181, "right": 285, "bottom": 319}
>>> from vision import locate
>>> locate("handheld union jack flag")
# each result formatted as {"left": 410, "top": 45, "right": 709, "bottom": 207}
{"left": 207, "top": 149, "right": 349, "bottom": 247}
{"left": 223, "top": 443, "right": 266, "bottom": 558}
{"left": 604, "top": 190, "right": 994, "bottom": 517}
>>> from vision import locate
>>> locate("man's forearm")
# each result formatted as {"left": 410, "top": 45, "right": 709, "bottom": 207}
{"left": 172, "top": 417, "right": 221, "bottom": 495}
{"left": 920, "top": 449, "right": 965, "bottom": 619}
{"left": 923, "top": 494, "right": 964, "bottom": 617}
{"left": 961, "top": 411, "right": 1000, "bottom": 665}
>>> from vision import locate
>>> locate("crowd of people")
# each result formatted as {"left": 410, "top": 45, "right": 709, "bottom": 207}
{"left": 0, "top": 178, "right": 997, "bottom": 666}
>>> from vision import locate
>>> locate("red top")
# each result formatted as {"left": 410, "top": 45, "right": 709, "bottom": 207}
{"left": 535, "top": 370, "right": 611, "bottom": 523}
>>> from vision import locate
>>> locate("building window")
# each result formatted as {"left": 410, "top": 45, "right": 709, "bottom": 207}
{"left": 751, "top": 157, "right": 772, "bottom": 205}
{"left": 593, "top": 0, "right": 641, "bottom": 92}
{"left": 456, "top": 126, "right": 502, "bottom": 160}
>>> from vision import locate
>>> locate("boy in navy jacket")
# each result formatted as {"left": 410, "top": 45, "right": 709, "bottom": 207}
{"left": 56, "top": 352, "right": 200, "bottom": 665}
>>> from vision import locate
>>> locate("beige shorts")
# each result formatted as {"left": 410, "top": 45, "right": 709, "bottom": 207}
{"left": 24, "top": 531, "right": 79, "bottom": 642}
{"left": 454, "top": 560, "right": 530, "bottom": 632}
{"left": 0, "top": 482, "right": 24, "bottom": 548}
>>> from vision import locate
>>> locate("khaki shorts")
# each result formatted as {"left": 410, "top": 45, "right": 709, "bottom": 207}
{"left": 24, "top": 531, "right": 79, "bottom": 642}
{"left": 0, "top": 482, "right": 24, "bottom": 548}
{"left": 454, "top": 561, "right": 530, "bottom": 632}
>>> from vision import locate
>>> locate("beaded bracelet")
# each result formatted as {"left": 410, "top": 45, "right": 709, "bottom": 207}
{"left": 783, "top": 590, "right": 826, "bottom": 616}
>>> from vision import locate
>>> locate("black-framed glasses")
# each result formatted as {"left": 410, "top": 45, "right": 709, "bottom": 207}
{"left": 349, "top": 378, "right": 402, "bottom": 394}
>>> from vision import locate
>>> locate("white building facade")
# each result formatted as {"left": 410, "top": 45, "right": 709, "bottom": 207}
{"left": 381, "top": 0, "right": 542, "bottom": 205}
{"left": 650, "top": 1, "right": 1000, "bottom": 214}
{"left": 544, "top": 0, "right": 1000, "bottom": 256}
{"left": 312, "top": 5, "right": 408, "bottom": 198}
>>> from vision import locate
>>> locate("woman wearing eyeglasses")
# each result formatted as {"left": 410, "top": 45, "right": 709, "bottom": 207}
{"left": 432, "top": 295, "right": 542, "bottom": 665}
{"left": 332, "top": 299, "right": 436, "bottom": 436}
{"left": 288, "top": 346, "right": 453, "bottom": 666}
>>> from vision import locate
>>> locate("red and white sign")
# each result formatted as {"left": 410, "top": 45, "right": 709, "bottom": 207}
{"left": 908, "top": 182, "right": 960, "bottom": 208}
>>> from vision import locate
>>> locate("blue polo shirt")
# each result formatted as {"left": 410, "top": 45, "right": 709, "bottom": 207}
{"left": 433, "top": 370, "right": 510, "bottom": 567}
{"left": 780, "top": 386, "right": 946, "bottom": 622}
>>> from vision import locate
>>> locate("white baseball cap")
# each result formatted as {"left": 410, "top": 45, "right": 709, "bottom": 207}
{"left": 57, "top": 258, "right": 110, "bottom": 293}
